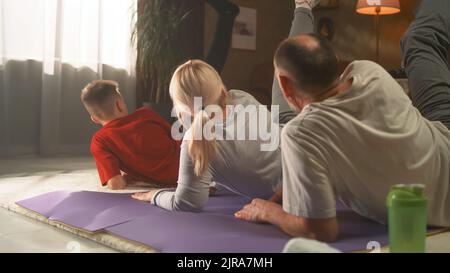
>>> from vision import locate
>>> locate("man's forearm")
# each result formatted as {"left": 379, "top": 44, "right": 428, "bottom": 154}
{"left": 235, "top": 199, "right": 338, "bottom": 242}
{"left": 264, "top": 206, "right": 338, "bottom": 242}
{"left": 264, "top": 207, "right": 313, "bottom": 238}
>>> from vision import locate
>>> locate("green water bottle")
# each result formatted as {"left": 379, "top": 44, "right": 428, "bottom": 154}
{"left": 386, "top": 184, "right": 427, "bottom": 253}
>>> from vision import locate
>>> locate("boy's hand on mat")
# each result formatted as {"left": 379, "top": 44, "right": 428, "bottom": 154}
{"left": 132, "top": 190, "right": 158, "bottom": 202}
{"left": 234, "top": 199, "right": 283, "bottom": 223}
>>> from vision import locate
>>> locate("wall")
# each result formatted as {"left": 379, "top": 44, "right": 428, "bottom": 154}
{"left": 204, "top": 0, "right": 416, "bottom": 104}
{"left": 204, "top": 0, "right": 294, "bottom": 105}
{"left": 315, "top": 0, "right": 416, "bottom": 71}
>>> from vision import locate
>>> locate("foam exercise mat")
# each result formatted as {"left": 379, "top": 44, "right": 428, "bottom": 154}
{"left": 16, "top": 191, "right": 390, "bottom": 252}
{"left": 16, "top": 191, "right": 158, "bottom": 232}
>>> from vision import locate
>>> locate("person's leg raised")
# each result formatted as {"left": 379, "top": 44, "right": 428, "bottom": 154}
{"left": 272, "top": 1, "right": 320, "bottom": 125}
{"left": 401, "top": 0, "right": 450, "bottom": 128}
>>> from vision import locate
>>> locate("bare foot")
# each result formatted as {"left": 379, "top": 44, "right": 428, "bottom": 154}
{"left": 132, "top": 191, "right": 154, "bottom": 202}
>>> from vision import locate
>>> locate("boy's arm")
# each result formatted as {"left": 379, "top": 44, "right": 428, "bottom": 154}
{"left": 106, "top": 175, "right": 127, "bottom": 190}
{"left": 91, "top": 136, "right": 127, "bottom": 190}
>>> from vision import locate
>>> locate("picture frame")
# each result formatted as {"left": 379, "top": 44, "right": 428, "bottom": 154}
{"left": 231, "top": 7, "right": 257, "bottom": 51}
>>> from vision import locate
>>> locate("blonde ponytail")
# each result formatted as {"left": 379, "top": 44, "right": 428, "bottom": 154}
{"left": 189, "top": 110, "right": 217, "bottom": 176}
{"left": 169, "top": 59, "right": 226, "bottom": 177}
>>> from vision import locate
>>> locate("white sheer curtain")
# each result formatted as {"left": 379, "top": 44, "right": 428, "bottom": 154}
{"left": 0, "top": 0, "right": 137, "bottom": 156}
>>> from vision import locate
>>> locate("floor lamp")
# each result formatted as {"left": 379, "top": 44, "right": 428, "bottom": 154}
{"left": 356, "top": 0, "right": 401, "bottom": 63}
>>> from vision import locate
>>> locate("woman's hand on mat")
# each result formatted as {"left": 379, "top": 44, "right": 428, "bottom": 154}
{"left": 132, "top": 190, "right": 158, "bottom": 202}
{"left": 234, "top": 198, "right": 283, "bottom": 223}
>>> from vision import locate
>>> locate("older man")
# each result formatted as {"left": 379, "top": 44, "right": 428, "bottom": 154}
{"left": 235, "top": 0, "right": 450, "bottom": 242}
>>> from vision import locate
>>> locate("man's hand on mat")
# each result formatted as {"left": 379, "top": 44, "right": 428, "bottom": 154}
{"left": 132, "top": 190, "right": 158, "bottom": 202}
{"left": 234, "top": 198, "right": 284, "bottom": 223}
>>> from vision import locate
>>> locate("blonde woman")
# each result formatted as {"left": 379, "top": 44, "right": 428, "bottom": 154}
{"left": 132, "top": 60, "right": 281, "bottom": 212}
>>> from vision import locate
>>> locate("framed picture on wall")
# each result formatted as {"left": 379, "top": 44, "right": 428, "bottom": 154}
{"left": 232, "top": 7, "right": 257, "bottom": 51}
{"left": 316, "top": 0, "right": 339, "bottom": 9}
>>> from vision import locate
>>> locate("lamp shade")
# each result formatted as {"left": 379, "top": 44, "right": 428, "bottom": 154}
{"left": 356, "top": 0, "right": 401, "bottom": 15}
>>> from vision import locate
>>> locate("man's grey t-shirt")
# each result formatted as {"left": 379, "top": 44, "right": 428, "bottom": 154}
{"left": 154, "top": 90, "right": 282, "bottom": 212}
{"left": 282, "top": 60, "right": 450, "bottom": 226}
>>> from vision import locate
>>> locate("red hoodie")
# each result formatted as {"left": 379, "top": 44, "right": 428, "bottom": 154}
{"left": 90, "top": 107, "right": 181, "bottom": 186}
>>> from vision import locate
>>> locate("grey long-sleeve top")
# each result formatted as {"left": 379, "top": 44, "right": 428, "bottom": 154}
{"left": 151, "top": 90, "right": 282, "bottom": 212}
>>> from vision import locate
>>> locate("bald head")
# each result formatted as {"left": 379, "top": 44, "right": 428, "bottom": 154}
{"left": 274, "top": 33, "right": 339, "bottom": 97}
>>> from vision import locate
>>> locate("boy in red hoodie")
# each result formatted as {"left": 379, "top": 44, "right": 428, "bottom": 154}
{"left": 81, "top": 80, "right": 180, "bottom": 190}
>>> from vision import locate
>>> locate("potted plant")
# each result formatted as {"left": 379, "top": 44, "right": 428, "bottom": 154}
{"left": 132, "top": 0, "right": 191, "bottom": 110}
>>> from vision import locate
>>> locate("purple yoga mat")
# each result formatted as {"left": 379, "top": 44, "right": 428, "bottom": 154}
{"left": 16, "top": 191, "right": 156, "bottom": 232}
{"left": 333, "top": 203, "right": 388, "bottom": 251}
{"left": 17, "top": 191, "right": 390, "bottom": 252}
{"left": 106, "top": 202, "right": 292, "bottom": 253}
{"left": 107, "top": 196, "right": 388, "bottom": 253}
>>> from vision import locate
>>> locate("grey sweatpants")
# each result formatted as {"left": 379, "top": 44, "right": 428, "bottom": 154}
{"left": 401, "top": 0, "right": 450, "bottom": 129}
{"left": 271, "top": 7, "right": 315, "bottom": 125}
